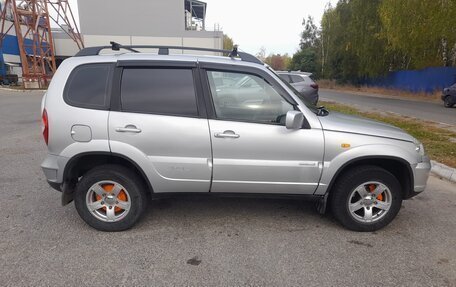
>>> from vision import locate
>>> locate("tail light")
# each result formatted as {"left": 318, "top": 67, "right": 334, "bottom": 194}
{"left": 311, "top": 84, "right": 319, "bottom": 90}
{"left": 42, "top": 109, "right": 49, "bottom": 145}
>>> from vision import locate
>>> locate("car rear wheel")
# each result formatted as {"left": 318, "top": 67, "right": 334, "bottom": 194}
{"left": 330, "top": 165, "right": 402, "bottom": 232}
{"left": 74, "top": 164, "right": 148, "bottom": 231}
{"left": 444, "top": 96, "right": 454, "bottom": 108}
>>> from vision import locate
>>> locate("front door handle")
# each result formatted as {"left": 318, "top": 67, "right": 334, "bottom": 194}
{"left": 214, "top": 130, "right": 240, "bottom": 139}
{"left": 115, "top": 125, "right": 142, "bottom": 133}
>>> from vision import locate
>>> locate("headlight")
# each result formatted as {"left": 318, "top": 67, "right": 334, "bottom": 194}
{"left": 415, "top": 142, "right": 425, "bottom": 156}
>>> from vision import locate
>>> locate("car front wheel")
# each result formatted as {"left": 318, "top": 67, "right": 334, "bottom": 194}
{"left": 444, "top": 96, "right": 454, "bottom": 108}
{"left": 330, "top": 165, "right": 402, "bottom": 232}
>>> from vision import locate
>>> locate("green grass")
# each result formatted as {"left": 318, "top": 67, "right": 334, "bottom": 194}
{"left": 320, "top": 101, "right": 456, "bottom": 168}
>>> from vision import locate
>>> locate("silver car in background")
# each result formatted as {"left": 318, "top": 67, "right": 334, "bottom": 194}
{"left": 277, "top": 71, "right": 319, "bottom": 105}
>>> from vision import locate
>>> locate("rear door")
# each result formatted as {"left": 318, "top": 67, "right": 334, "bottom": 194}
{"left": 108, "top": 61, "right": 212, "bottom": 193}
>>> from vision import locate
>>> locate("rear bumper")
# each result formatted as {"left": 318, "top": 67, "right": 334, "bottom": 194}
{"left": 307, "top": 92, "right": 319, "bottom": 105}
{"left": 41, "top": 154, "right": 69, "bottom": 188}
{"left": 42, "top": 154, "right": 75, "bottom": 205}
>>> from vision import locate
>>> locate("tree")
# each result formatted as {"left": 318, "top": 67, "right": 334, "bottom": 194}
{"left": 290, "top": 0, "right": 456, "bottom": 83}
{"left": 289, "top": 49, "right": 317, "bottom": 74}
{"left": 223, "top": 34, "right": 234, "bottom": 50}
{"left": 319, "top": 0, "right": 391, "bottom": 82}
{"left": 379, "top": 0, "right": 456, "bottom": 69}
{"left": 300, "top": 16, "right": 319, "bottom": 50}
{"left": 290, "top": 15, "right": 321, "bottom": 76}
{"left": 264, "top": 54, "right": 291, "bottom": 71}
{"left": 256, "top": 46, "right": 267, "bottom": 62}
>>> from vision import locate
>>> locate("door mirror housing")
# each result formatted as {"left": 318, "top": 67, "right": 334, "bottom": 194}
{"left": 285, "top": 111, "right": 304, "bottom": 130}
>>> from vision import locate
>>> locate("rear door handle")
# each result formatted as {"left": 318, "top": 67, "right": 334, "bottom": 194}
{"left": 214, "top": 130, "right": 240, "bottom": 139}
{"left": 115, "top": 125, "right": 142, "bottom": 133}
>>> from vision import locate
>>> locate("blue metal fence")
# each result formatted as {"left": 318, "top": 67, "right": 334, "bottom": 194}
{"left": 365, "top": 67, "right": 456, "bottom": 93}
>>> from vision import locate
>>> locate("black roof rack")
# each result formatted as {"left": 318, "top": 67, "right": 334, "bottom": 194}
{"left": 74, "top": 42, "right": 263, "bottom": 65}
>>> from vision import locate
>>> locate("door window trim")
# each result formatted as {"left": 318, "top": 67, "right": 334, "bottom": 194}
{"left": 198, "top": 62, "right": 310, "bottom": 128}
{"left": 63, "top": 62, "right": 115, "bottom": 111}
{"left": 110, "top": 61, "right": 208, "bottom": 119}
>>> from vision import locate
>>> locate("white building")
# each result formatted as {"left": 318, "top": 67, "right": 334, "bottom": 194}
{"left": 55, "top": 0, "right": 224, "bottom": 57}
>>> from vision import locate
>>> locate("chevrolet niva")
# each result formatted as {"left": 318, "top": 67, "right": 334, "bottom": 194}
{"left": 41, "top": 43, "right": 431, "bottom": 232}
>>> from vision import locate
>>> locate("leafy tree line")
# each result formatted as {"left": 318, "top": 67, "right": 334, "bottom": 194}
{"left": 289, "top": 0, "right": 456, "bottom": 83}
{"left": 256, "top": 47, "right": 291, "bottom": 71}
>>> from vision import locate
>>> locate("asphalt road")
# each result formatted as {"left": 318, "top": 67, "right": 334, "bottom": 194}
{"left": 1, "top": 89, "right": 456, "bottom": 286}
{"left": 320, "top": 89, "right": 456, "bottom": 126}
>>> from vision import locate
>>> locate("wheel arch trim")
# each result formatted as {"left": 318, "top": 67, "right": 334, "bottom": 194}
{"left": 63, "top": 151, "right": 154, "bottom": 194}
{"left": 317, "top": 155, "right": 414, "bottom": 199}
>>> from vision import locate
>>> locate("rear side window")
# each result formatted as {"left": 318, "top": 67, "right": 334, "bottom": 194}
{"left": 290, "top": 75, "right": 304, "bottom": 83}
{"left": 121, "top": 68, "right": 198, "bottom": 117}
{"left": 64, "top": 63, "right": 112, "bottom": 109}
{"left": 278, "top": 74, "right": 291, "bottom": 83}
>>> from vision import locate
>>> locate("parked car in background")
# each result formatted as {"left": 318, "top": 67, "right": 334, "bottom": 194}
{"left": 277, "top": 71, "right": 319, "bottom": 105}
{"left": 442, "top": 84, "right": 456, "bottom": 108}
{"left": 0, "top": 74, "right": 19, "bottom": 85}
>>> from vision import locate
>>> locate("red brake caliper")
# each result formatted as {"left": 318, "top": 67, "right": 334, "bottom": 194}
{"left": 95, "top": 184, "right": 127, "bottom": 212}
{"left": 369, "top": 184, "right": 383, "bottom": 201}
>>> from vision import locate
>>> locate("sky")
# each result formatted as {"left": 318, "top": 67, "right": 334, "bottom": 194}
{"left": 67, "top": 0, "right": 338, "bottom": 56}
{"left": 204, "top": 0, "right": 339, "bottom": 55}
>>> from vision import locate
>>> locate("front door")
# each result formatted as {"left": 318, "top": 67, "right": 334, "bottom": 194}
{"left": 204, "top": 69, "right": 324, "bottom": 194}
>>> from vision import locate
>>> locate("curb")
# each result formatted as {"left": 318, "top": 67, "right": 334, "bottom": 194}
{"left": 0, "top": 86, "right": 47, "bottom": 92}
{"left": 431, "top": 161, "right": 456, "bottom": 183}
{"left": 319, "top": 88, "right": 440, "bottom": 104}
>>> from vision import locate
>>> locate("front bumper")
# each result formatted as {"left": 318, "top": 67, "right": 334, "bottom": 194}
{"left": 412, "top": 155, "right": 431, "bottom": 194}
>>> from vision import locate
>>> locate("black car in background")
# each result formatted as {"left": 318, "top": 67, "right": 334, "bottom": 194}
{"left": 442, "top": 84, "right": 456, "bottom": 108}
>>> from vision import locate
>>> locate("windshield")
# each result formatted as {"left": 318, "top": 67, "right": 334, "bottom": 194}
{"left": 267, "top": 67, "right": 319, "bottom": 114}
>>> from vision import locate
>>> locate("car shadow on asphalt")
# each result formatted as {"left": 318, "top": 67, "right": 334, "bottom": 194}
{"left": 135, "top": 196, "right": 341, "bottom": 231}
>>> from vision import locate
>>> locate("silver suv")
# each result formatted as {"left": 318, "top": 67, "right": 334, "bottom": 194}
{"left": 41, "top": 43, "right": 431, "bottom": 232}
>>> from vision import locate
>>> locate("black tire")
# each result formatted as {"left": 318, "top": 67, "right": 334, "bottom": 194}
{"left": 330, "top": 165, "right": 402, "bottom": 232}
{"left": 74, "top": 164, "right": 148, "bottom": 231}
{"left": 444, "top": 96, "right": 454, "bottom": 108}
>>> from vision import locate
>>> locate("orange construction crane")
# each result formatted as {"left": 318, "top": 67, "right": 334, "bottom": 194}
{"left": 0, "top": 0, "right": 83, "bottom": 89}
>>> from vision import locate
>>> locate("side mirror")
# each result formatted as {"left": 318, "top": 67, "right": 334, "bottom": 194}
{"left": 285, "top": 111, "right": 304, "bottom": 130}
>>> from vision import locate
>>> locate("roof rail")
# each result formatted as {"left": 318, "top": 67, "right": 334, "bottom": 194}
{"left": 74, "top": 42, "right": 263, "bottom": 65}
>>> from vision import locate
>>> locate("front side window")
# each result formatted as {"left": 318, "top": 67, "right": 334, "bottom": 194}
{"left": 121, "top": 68, "right": 198, "bottom": 117}
{"left": 207, "top": 70, "right": 294, "bottom": 124}
{"left": 64, "top": 63, "right": 111, "bottom": 109}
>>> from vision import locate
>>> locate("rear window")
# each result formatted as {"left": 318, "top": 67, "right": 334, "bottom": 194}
{"left": 64, "top": 63, "right": 112, "bottom": 109}
{"left": 290, "top": 75, "right": 304, "bottom": 83}
{"left": 120, "top": 68, "right": 198, "bottom": 117}
{"left": 278, "top": 74, "right": 292, "bottom": 83}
